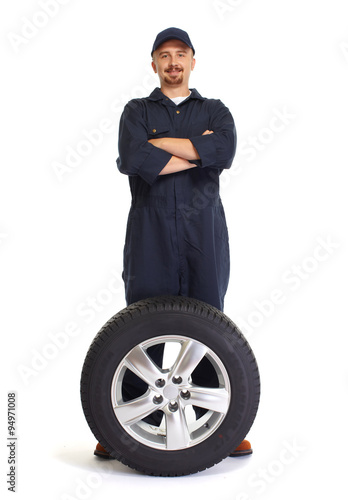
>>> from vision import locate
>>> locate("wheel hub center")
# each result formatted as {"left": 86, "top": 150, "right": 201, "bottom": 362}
{"left": 163, "top": 384, "right": 179, "bottom": 400}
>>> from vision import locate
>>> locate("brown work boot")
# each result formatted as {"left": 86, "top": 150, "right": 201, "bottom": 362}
{"left": 229, "top": 439, "right": 253, "bottom": 457}
{"left": 94, "top": 442, "right": 115, "bottom": 459}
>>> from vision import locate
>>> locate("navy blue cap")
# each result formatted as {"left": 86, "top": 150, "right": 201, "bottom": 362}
{"left": 151, "top": 27, "right": 195, "bottom": 56}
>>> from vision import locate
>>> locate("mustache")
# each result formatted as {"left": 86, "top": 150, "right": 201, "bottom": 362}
{"left": 165, "top": 66, "right": 183, "bottom": 72}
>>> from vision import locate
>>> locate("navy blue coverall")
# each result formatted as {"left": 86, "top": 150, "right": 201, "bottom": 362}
{"left": 117, "top": 87, "right": 237, "bottom": 312}
{"left": 117, "top": 87, "right": 237, "bottom": 417}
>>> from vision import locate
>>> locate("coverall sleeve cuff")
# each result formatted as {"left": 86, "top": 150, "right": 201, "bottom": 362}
{"left": 189, "top": 135, "right": 217, "bottom": 168}
{"left": 140, "top": 147, "right": 173, "bottom": 185}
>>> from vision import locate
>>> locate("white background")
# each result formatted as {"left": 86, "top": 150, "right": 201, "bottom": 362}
{"left": 1, "top": 0, "right": 348, "bottom": 498}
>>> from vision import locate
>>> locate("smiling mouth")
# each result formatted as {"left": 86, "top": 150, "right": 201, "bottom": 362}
{"left": 166, "top": 68, "right": 182, "bottom": 75}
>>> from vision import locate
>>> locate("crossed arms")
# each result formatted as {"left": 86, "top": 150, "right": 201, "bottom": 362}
{"left": 148, "top": 131, "right": 214, "bottom": 175}
{"left": 116, "top": 99, "right": 236, "bottom": 185}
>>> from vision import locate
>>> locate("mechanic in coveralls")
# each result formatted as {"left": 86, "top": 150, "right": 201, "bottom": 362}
{"left": 94, "top": 27, "right": 252, "bottom": 459}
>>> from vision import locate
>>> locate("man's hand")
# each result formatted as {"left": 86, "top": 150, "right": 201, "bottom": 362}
{"left": 202, "top": 130, "right": 214, "bottom": 135}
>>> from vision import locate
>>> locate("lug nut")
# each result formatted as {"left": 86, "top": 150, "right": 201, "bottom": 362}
{"left": 172, "top": 376, "right": 182, "bottom": 384}
{"left": 155, "top": 379, "right": 165, "bottom": 388}
{"left": 168, "top": 400, "right": 179, "bottom": 412}
{"left": 180, "top": 390, "right": 190, "bottom": 400}
{"left": 153, "top": 395, "right": 163, "bottom": 405}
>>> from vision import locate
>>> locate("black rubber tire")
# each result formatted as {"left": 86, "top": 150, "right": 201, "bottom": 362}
{"left": 80, "top": 296, "right": 260, "bottom": 476}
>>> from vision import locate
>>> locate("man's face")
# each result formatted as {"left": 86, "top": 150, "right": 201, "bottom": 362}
{"left": 152, "top": 39, "right": 195, "bottom": 88}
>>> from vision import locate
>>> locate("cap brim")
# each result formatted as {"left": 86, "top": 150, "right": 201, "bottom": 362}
{"left": 152, "top": 37, "right": 194, "bottom": 56}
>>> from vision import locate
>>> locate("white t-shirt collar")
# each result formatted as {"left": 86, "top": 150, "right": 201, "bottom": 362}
{"left": 170, "top": 91, "right": 192, "bottom": 105}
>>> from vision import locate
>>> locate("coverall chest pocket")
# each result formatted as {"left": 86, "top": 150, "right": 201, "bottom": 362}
{"left": 148, "top": 125, "right": 170, "bottom": 139}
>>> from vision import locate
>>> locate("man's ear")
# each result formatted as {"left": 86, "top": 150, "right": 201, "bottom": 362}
{"left": 151, "top": 60, "right": 157, "bottom": 74}
{"left": 191, "top": 58, "right": 196, "bottom": 71}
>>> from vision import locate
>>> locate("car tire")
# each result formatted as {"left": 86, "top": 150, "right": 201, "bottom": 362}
{"left": 80, "top": 295, "right": 260, "bottom": 476}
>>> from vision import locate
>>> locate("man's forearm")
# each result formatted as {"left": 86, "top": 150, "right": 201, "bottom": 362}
{"left": 159, "top": 155, "right": 197, "bottom": 175}
{"left": 149, "top": 137, "right": 200, "bottom": 160}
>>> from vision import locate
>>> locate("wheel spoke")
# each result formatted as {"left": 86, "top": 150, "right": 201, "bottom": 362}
{"left": 171, "top": 340, "right": 207, "bottom": 382}
{"left": 124, "top": 345, "right": 163, "bottom": 387}
{"left": 165, "top": 406, "right": 191, "bottom": 450}
{"left": 114, "top": 391, "right": 158, "bottom": 426}
{"left": 187, "top": 387, "right": 230, "bottom": 414}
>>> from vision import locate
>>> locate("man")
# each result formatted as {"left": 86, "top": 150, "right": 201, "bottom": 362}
{"left": 116, "top": 28, "right": 233, "bottom": 311}
{"left": 94, "top": 27, "right": 252, "bottom": 459}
